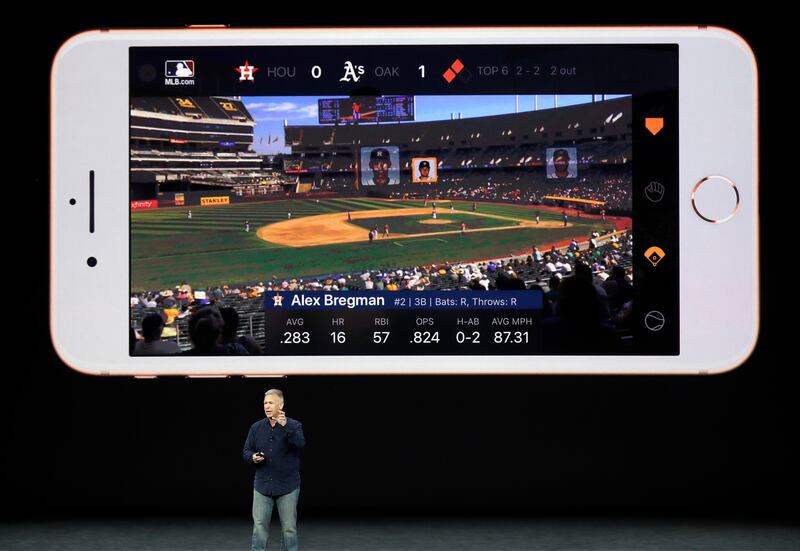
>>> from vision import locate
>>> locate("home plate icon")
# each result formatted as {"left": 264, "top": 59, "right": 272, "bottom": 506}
{"left": 645, "top": 117, "right": 664, "bottom": 135}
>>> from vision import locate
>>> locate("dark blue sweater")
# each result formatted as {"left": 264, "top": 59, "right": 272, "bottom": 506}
{"left": 243, "top": 417, "right": 306, "bottom": 496}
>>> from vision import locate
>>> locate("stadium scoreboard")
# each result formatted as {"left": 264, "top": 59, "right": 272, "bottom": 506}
{"left": 318, "top": 96, "right": 414, "bottom": 124}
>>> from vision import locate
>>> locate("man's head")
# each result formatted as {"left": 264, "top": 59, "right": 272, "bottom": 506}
{"left": 369, "top": 148, "right": 392, "bottom": 184}
{"left": 574, "top": 261, "right": 593, "bottom": 282}
{"left": 418, "top": 160, "right": 430, "bottom": 179}
{"left": 219, "top": 307, "right": 239, "bottom": 341}
{"left": 264, "top": 389, "right": 285, "bottom": 419}
{"left": 188, "top": 305, "right": 223, "bottom": 352}
{"left": 141, "top": 312, "right": 165, "bottom": 342}
{"left": 553, "top": 149, "right": 570, "bottom": 176}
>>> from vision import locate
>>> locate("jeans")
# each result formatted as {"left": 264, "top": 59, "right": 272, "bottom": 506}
{"left": 250, "top": 486, "right": 300, "bottom": 551}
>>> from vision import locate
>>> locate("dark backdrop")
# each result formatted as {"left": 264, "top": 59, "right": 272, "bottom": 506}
{"left": 3, "top": 10, "right": 795, "bottom": 519}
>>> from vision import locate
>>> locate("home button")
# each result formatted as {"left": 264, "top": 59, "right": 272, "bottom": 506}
{"left": 691, "top": 176, "right": 740, "bottom": 223}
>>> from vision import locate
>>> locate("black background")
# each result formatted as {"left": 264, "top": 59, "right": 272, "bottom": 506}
{"left": 3, "top": 10, "right": 795, "bottom": 521}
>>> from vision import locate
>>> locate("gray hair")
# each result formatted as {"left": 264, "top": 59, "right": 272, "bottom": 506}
{"left": 264, "top": 389, "right": 284, "bottom": 402}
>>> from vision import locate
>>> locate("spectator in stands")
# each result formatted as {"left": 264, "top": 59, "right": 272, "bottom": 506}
{"left": 609, "top": 265, "right": 633, "bottom": 310}
{"left": 543, "top": 274, "right": 617, "bottom": 353}
{"left": 468, "top": 278, "right": 487, "bottom": 291}
{"left": 134, "top": 313, "right": 181, "bottom": 355}
{"left": 574, "top": 261, "right": 609, "bottom": 316}
{"left": 163, "top": 304, "right": 181, "bottom": 325}
{"left": 177, "top": 282, "right": 193, "bottom": 305}
{"left": 130, "top": 327, "right": 138, "bottom": 356}
{"left": 160, "top": 290, "right": 176, "bottom": 309}
{"left": 545, "top": 275, "right": 561, "bottom": 305}
{"left": 569, "top": 239, "right": 579, "bottom": 253}
{"left": 495, "top": 272, "right": 526, "bottom": 291}
{"left": 184, "top": 306, "right": 248, "bottom": 355}
{"left": 220, "top": 307, "right": 262, "bottom": 355}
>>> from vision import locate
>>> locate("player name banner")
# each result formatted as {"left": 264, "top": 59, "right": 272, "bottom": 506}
{"left": 130, "top": 200, "right": 159, "bottom": 210}
{"left": 262, "top": 290, "right": 544, "bottom": 355}
{"left": 265, "top": 291, "right": 543, "bottom": 310}
{"left": 200, "top": 196, "right": 231, "bottom": 206}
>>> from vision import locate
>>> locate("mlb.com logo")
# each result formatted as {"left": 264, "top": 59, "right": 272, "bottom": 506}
{"left": 165, "top": 61, "right": 195, "bottom": 85}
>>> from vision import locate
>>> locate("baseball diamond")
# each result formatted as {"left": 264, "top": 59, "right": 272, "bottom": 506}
{"left": 131, "top": 198, "right": 625, "bottom": 291}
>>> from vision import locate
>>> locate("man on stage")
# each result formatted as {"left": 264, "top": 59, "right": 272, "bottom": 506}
{"left": 243, "top": 389, "right": 306, "bottom": 551}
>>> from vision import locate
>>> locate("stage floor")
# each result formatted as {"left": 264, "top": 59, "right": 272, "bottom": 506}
{"left": 2, "top": 517, "right": 799, "bottom": 550}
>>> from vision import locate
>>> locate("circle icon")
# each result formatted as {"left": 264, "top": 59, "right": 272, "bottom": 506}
{"left": 138, "top": 64, "right": 156, "bottom": 82}
{"left": 644, "top": 311, "right": 665, "bottom": 332}
{"left": 691, "top": 176, "right": 740, "bottom": 224}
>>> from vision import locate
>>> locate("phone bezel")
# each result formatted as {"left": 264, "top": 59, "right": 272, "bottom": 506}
{"left": 50, "top": 27, "right": 759, "bottom": 376}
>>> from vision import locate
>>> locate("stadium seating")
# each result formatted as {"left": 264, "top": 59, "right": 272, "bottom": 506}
{"left": 130, "top": 236, "right": 633, "bottom": 353}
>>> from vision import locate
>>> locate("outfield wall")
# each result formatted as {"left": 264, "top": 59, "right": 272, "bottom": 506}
{"left": 131, "top": 190, "right": 341, "bottom": 209}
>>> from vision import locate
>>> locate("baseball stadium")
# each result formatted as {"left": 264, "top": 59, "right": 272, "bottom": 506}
{"left": 129, "top": 95, "right": 633, "bottom": 352}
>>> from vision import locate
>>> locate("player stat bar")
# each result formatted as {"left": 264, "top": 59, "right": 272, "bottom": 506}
{"left": 263, "top": 291, "right": 543, "bottom": 355}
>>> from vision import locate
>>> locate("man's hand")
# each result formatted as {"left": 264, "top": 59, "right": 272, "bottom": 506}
{"left": 277, "top": 410, "right": 287, "bottom": 426}
{"left": 252, "top": 452, "right": 265, "bottom": 464}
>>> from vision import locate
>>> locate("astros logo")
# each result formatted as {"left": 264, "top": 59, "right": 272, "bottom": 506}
{"left": 272, "top": 295, "right": 284, "bottom": 307}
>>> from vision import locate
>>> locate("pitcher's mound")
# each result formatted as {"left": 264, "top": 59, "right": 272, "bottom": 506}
{"left": 419, "top": 219, "right": 453, "bottom": 225}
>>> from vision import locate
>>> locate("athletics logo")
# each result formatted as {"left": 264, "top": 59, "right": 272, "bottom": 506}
{"left": 339, "top": 61, "right": 365, "bottom": 83}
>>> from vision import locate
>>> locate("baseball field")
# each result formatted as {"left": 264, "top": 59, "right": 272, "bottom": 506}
{"left": 131, "top": 198, "right": 622, "bottom": 291}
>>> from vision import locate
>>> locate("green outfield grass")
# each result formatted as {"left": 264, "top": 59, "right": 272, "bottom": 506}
{"left": 131, "top": 199, "right": 617, "bottom": 291}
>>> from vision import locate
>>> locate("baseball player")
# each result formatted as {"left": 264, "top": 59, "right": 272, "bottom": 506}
{"left": 365, "top": 148, "right": 399, "bottom": 186}
{"left": 417, "top": 160, "right": 432, "bottom": 181}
